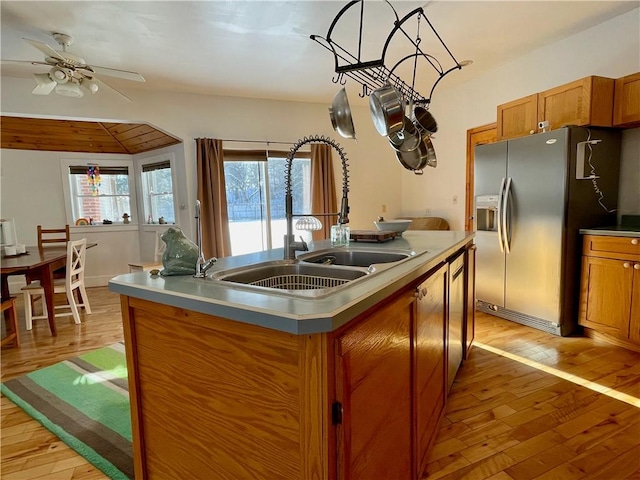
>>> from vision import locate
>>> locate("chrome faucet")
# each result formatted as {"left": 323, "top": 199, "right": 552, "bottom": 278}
{"left": 194, "top": 200, "right": 217, "bottom": 278}
{"left": 284, "top": 135, "right": 350, "bottom": 260}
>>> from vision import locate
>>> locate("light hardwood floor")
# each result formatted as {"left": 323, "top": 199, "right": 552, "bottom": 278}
{"left": 2, "top": 287, "right": 639, "bottom": 479}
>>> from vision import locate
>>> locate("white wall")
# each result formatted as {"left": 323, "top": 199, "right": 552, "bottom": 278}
{"left": 405, "top": 8, "right": 640, "bottom": 229}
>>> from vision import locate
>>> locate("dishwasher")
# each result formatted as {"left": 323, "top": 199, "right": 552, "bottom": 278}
{"left": 448, "top": 252, "right": 465, "bottom": 391}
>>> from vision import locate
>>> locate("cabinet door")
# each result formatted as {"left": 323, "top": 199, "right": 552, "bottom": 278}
{"left": 629, "top": 265, "right": 640, "bottom": 344}
{"left": 497, "top": 94, "right": 538, "bottom": 140}
{"left": 579, "top": 256, "right": 633, "bottom": 338}
{"left": 335, "top": 291, "right": 415, "bottom": 480}
{"left": 613, "top": 72, "right": 640, "bottom": 127}
{"left": 415, "top": 264, "right": 447, "bottom": 477}
{"left": 464, "top": 245, "right": 476, "bottom": 358}
{"left": 538, "top": 76, "right": 614, "bottom": 129}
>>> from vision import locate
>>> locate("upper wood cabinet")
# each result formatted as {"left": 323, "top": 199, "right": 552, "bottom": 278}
{"left": 497, "top": 76, "right": 616, "bottom": 141}
{"left": 497, "top": 94, "right": 538, "bottom": 140}
{"left": 613, "top": 72, "right": 640, "bottom": 127}
{"left": 538, "top": 76, "right": 614, "bottom": 130}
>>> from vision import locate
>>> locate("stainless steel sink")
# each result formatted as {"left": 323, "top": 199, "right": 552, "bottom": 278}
{"left": 210, "top": 261, "right": 369, "bottom": 297}
{"left": 298, "top": 248, "right": 415, "bottom": 267}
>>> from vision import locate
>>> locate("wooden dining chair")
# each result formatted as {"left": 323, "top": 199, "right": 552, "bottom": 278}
{"left": 1, "top": 297, "right": 20, "bottom": 348}
{"left": 38, "top": 225, "right": 70, "bottom": 249}
{"left": 22, "top": 238, "right": 92, "bottom": 331}
{"left": 36, "top": 224, "right": 71, "bottom": 281}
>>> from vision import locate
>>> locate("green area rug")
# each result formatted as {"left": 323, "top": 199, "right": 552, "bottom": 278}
{"left": 1, "top": 343, "right": 133, "bottom": 479}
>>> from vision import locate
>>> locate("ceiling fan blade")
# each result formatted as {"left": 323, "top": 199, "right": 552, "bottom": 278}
{"left": 1, "top": 59, "right": 51, "bottom": 67}
{"left": 23, "top": 38, "right": 67, "bottom": 62}
{"left": 92, "top": 75, "right": 133, "bottom": 102}
{"left": 86, "top": 65, "right": 145, "bottom": 82}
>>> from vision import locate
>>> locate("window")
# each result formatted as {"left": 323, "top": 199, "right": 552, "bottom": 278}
{"left": 224, "top": 147, "right": 311, "bottom": 255}
{"left": 63, "top": 160, "right": 136, "bottom": 225}
{"left": 141, "top": 158, "right": 175, "bottom": 224}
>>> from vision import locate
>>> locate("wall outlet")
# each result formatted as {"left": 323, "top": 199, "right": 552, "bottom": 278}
{"left": 381, "top": 204, "right": 387, "bottom": 213}
{"left": 452, "top": 195, "right": 458, "bottom": 205}
{"left": 425, "top": 208, "right": 431, "bottom": 215}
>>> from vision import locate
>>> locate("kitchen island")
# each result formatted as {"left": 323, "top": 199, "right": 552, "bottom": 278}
{"left": 109, "top": 230, "right": 475, "bottom": 480}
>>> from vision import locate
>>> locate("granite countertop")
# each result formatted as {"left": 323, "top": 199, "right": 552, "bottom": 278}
{"left": 109, "top": 230, "right": 473, "bottom": 334}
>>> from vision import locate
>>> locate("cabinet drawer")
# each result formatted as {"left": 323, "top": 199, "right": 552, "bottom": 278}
{"left": 583, "top": 235, "right": 640, "bottom": 259}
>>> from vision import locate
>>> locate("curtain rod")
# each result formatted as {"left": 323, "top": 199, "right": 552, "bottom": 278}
{"left": 194, "top": 138, "right": 300, "bottom": 146}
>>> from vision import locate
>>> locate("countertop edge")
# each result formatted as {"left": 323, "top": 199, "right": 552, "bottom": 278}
{"left": 109, "top": 231, "right": 474, "bottom": 334}
{"left": 579, "top": 228, "right": 640, "bottom": 238}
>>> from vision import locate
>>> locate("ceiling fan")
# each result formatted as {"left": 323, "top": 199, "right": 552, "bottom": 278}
{"left": 3, "top": 32, "right": 145, "bottom": 101}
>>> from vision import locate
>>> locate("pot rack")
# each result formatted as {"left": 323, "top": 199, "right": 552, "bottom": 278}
{"left": 310, "top": 0, "right": 468, "bottom": 106}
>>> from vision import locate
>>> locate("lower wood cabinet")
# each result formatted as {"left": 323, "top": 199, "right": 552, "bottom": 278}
{"left": 414, "top": 263, "right": 447, "bottom": 478}
{"left": 333, "top": 262, "right": 449, "bottom": 480}
{"left": 579, "top": 234, "right": 640, "bottom": 350}
{"left": 334, "top": 289, "right": 415, "bottom": 479}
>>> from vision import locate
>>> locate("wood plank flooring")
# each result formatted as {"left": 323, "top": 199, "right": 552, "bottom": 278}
{"left": 425, "top": 313, "right": 640, "bottom": 480}
{"left": 2, "top": 288, "right": 639, "bottom": 479}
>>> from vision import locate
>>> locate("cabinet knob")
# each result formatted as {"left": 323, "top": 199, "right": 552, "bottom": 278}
{"left": 623, "top": 262, "right": 630, "bottom": 269}
{"left": 635, "top": 263, "right": 640, "bottom": 270}
{"left": 414, "top": 287, "right": 427, "bottom": 299}
{"left": 632, "top": 238, "right": 639, "bottom": 245}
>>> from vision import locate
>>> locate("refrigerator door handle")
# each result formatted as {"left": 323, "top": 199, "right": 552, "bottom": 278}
{"left": 503, "top": 177, "right": 512, "bottom": 254}
{"left": 497, "top": 177, "right": 506, "bottom": 253}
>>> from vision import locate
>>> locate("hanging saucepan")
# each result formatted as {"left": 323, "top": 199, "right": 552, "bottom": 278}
{"left": 394, "top": 133, "right": 437, "bottom": 174}
{"left": 369, "top": 83, "right": 404, "bottom": 136}
{"left": 413, "top": 106, "right": 438, "bottom": 135}
{"left": 388, "top": 115, "right": 420, "bottom": 153}
{"left": 329, "top": 87, "right": 357, "bottom": 140}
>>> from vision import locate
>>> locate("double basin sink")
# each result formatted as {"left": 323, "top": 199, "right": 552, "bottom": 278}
{"left": 210, "top": 247, "right": 417, "bottom": 297}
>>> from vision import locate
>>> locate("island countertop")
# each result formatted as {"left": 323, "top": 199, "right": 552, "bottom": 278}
{"left": 109, "top": 230, "right": 474, "bottom": 334}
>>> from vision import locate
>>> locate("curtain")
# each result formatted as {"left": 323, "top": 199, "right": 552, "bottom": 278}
{"left": 310, "top": 144, "right": 338, "bottom": 241}
{"left": 196, "top": 138, "right": 231, "bottom": 258}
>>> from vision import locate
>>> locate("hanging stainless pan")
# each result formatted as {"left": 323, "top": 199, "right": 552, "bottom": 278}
{"left": 329, "top": 87, "right": 357, "bottom": 140}
{"left": 369, "top": 83, "right": 404, "bottom": 136}
{"left": 394, "top": 133, "right": 437, "bottom": 174}
{"left": 413, "top": 106, "right": 438, "bottom": 135}
{"left": 388, "top": 115, "right": 420, "bottom": 152}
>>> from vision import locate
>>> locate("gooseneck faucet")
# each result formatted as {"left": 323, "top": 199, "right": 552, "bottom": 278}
{"left": 194, "top": 200, "right": 217, "bottom": 278}
{"left": 284, "top": 135, "right": 350, "bottom": 260}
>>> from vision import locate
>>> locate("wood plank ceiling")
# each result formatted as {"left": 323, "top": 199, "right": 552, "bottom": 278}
{"left": 0, "top": 116, "right": 182, "bottom": 155}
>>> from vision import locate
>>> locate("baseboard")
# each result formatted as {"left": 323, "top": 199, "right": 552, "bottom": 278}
{"left": 582, "top": 327, "right": 640, "bottom": 353}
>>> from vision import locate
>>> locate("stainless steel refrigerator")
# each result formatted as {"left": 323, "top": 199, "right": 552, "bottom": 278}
{"left": 474, "top": 126, "right": 621, "bottom": 336}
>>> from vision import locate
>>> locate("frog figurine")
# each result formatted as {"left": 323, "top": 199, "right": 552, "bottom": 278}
{"left": 160, "top": 227, "right": 199, "bottom": 276}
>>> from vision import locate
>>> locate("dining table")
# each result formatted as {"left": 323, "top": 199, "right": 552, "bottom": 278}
{"left": 1, "top": 243, "right": 96, "bottom": 336}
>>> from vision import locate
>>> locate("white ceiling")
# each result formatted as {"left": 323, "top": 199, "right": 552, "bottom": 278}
{"left": 1, "top": 1, "right": 638, "bottom": 106}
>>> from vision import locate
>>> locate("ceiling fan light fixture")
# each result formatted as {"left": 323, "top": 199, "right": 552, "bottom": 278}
{"left": 50, "top": 66, "right": 71, "bottom": 84}
{"left": 32, "top": 72, "right": 56, "bottom": 95}
{"left": 81, "top": 78, "right": 99, "bottom": 94}
{"left": 55, "top": 78, "right": 83, "bottom": 98}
